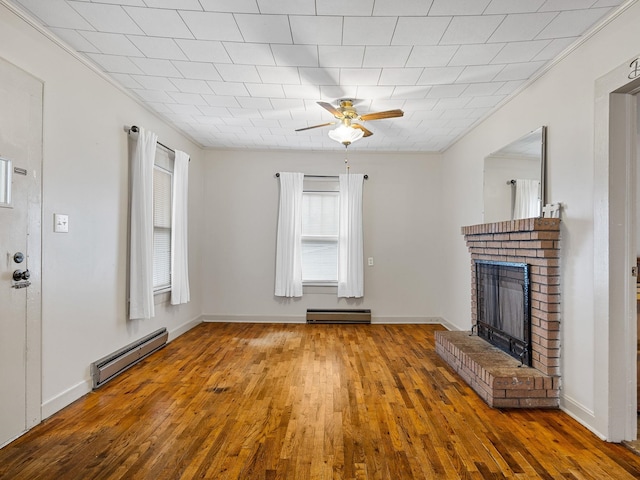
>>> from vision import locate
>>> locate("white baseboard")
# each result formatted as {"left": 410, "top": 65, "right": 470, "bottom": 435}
{"left": 559, "top": 394, "right": 605, "bottom": 440}
{"left": 202, "top": 314, "right": 306, "bottom": 323}
{"left": 202, "top": 314, "right": 447, "bottom": 325}
{"left": 41, "top": 379, "right": 92, "bottom": 420}
{"left": 168, "top": 315, "right": 203, "bottom": 341}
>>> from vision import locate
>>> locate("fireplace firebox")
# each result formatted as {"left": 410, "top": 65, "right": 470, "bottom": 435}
{"left": 475, "top": 260, "right": 531, "bottom": 366}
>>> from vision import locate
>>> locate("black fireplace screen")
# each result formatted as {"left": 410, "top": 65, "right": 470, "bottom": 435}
{"left": 475, "top": 260, "right": 531, "bottom": 366}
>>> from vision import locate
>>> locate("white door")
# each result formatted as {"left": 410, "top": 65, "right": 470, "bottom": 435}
{"left": 0, "top": 57, "right": 42, "bottom": 447}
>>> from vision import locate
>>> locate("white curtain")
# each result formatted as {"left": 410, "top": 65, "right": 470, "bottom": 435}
{"left": 171, "top": 150, "right": 190, "bottom": 305}
{"left": 275, "top": 172, "right": 304, "bottom": 297}
{"left": 129, "top": 127, "right": 157, "bottom": 319}
{"left": 513, "top": 179, "right": 540, "bottom": 220}
{"left": 338, "top": 173, "right": 365, "bottom": 298}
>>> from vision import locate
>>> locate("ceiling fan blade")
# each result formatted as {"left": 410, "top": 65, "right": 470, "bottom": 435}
{"left": 359, "top": 109, "right": 404, "bottom": 121}
{"left": 295, "top": 122, "right": 335, "bottom": 132}
{"left": 351, "top": 123, "right": 373, "bottom": 137}
{"left": 317, "top": 101, "right": 345, "bottom": 119}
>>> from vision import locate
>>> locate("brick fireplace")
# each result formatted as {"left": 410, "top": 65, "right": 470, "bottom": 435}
{"left": 435, "top": 217, "right": 560, "bottom": 408}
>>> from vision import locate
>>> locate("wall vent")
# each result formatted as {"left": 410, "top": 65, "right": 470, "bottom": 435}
{"left": 306, "top": 309, "right": 371, "bottom": 324}
{"left": 91, "top": 328, "right": 168, "bottom": 389}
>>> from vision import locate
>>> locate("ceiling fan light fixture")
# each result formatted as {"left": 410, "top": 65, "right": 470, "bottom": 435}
{"left": 328, "top": 124, "right": 364, "bottom": 146}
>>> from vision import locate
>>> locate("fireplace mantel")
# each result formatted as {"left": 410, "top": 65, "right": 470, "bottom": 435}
{"left": 436, "top": 217, "right": 561, "bottom": 408}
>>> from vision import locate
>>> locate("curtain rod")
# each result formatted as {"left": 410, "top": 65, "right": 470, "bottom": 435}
{"left": 275, "top": 173, "right": 368, "bottom": 179}
{"left": 507, "top": 179, "right": 516, "bottom": 185}
{"left": 126, "top": 125, "right": 175, "bottom": 154}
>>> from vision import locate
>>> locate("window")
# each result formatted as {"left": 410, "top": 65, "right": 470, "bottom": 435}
{"left": 153, "top": 149, "right": 173, "bottom": 293}
{"left": 301, "top": 177, "right": 339, "bottom": 285}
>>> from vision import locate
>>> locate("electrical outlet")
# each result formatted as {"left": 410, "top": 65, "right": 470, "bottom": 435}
{"left": 368, "top": 257, "right": 374, "bottom": 266}
{"left": 54, "top": 213, "right": 69, "bottom": 233}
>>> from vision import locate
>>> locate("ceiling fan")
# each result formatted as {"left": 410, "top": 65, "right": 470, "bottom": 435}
{"left": 295, "top": 99, "right": 404, "bottom": 146}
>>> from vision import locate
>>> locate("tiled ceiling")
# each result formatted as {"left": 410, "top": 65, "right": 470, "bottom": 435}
{"left": 7, "top": 0, "right": 625, "bottom": 152}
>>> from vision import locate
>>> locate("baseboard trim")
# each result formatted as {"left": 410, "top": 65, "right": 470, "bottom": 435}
{"left": 168, "top": 315, "right": 203, "bottom": 341}
{"left": 559, "top": 394, "right": 605, "bottom": 440}
{"left": 42, "top": 380, "right": 91, "bottom": 420}
{"left": 202, "top": 314, "right": 447, "bottom": 325}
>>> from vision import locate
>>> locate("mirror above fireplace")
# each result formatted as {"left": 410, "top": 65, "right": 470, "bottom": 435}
{"left": 483, "top": 126, "right": 546, "bottom": 223}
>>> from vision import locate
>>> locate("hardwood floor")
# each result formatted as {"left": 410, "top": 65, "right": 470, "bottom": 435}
{"left": 1, "top": 323, "right": 639, "bottom": 479}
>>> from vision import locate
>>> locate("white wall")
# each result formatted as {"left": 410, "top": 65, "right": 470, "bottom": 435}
{"left": 0, "top": 5, "right": 205, "bottom": 416}
{"left": 201, "top": 149, "right": 444, "bottom": 323}
{"left": 440, "top": 2, "right": 640, "bottom": 439}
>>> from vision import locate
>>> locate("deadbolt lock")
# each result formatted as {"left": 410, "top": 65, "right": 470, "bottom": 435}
{"left": 13, "top": 269, "right": 30, "bottom": 281}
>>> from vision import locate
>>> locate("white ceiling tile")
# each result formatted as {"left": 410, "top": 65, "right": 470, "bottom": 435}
{"left": 495, "top": 80, "right": 525, "bottom": 94}
{"left": 203, "top": 95, "right": 240, "bottom": 107}
{"left": 406, "top": 46, "right": 459, "bottom": 67}
{"left": 128, "top": 36, "right": 188, "bottom": 60}
{"left": 257, "top": 66, "right": 300, "bottom": 84}
{"left": 372, "top": 0, "right": 432, "bottom": 15}
{"left": 271, "top": 98, "right": 306, "bottom": 110}
{"left": 49, "top": 27, "right": 100, "bottom": 53}
{"left": 199, "top": 0, "right": 259, "bottom": 13}
{"left": 79, "top": 31, "right": 142, "bottom": 56}
{"left": 86, "top": 53, "right": 143, "bottom": 74}
{"left": 417, "top": 67, "right": 464, "bottom": 85}
{"left": 342, "top": 17, "right": 397, "bottom": 46}
{"left": 485, "top": 0, "right": 546, "bottom": 14}
{"left": 378, "top": 68, "right": 423, "bottom": 85}
{"left": 539, "top": 0, "right": 604, "bottom": 12}
{"left": 235, "top": 14, "right": 293, "bottom": 43}
{"left": 355, "top": 85, "right": 395, "bottom": 98}
{"left": 223, "top": 42, "right": 275, "bottom": 65}
{"left": 318, "top": 46, "right": 365, "bottom": 68}
{"left": 299, "top": 67, "right": 340, "bottom": 85}
{"left": 143, "top": 0, "right": 202, "bottom": 9}
{"left": 456, "top": 65, "right": 504, "bottom": 83}
{"left": 461, "top": 82, "right": 505, "bottom": 96}
{"left": 491, "top": 40, "right": 550, "bottom": 63}
{"left": 123, "top": 7, "right": 193, "bottom": 38}
{"left": 488, "top": 13, "right": 557, "bottom": 42}
{"left": 68, "top": 2, "right": 144, "bottom": 34}
{"left": 130, "top": 57, "right": 183, "bottom": 76}
{"left": 531, "top": 37, "right": 576, "bottom": 60}
{"left": 272, "top": 45, "right": 318, "bottom": 67}
{"left": 256, "top": 0, "right": 315, "bottom": 14}
{"left": 172, "top": 61, "right": 222, "bottom": 81}
{"left": 215, "top": 64, "right": 261, "bottom": 82}
{"left": 391, "top": 86, "right": 432, "bottom": 99}
{"left": 494, "top": 61, "right": 547, "bottom": 81}
{"left": 466, "top": 95, "right": 507, "bottom": 108}
{"left": 108, "top": 73, "right": 142, "bottom": 89}
{"left": 237, "top": 97, "right": 273, "bottom": 109}
{"left": 363, "top": 46, "right": 411, "bottom": 67}
{"left": 536, "top": 8, "right": 612, "bottom": 38}
{"left": 130, "top": 74, "right": 178, "bottom": 90}
{"left": 592, "top": 0, "right": 623, "bottom": 6}
{"left": 166, "top": 103, "right": 201, "bottom": 114}
{"left": 392, "top": 17, "right": 452, "bottom": 45}
{"left": 426, "top": 84, "right": 468, "bottom": 98}
{"left": 429, "top": 0, "right": 491, "bottom": 15}
{"left": 283, "top": 84, "right": 321, "bottom": 99}
{"left": 449, "top": 44, "right": 505, "bottom": 66}
{"left": 179, "top": 11, "right": 243, "bottom": 41}
{"left": 175, "top": 39, "right": 231, "bottom": 63}
{"left": 320, "top": 85, "right": 358, "bottom": 99}
{"left": 170, "top": 78, "right": 214, "bottom": 94}
{"left": 440, "top": 16, "right": 505, "bottom": 45}
{"left": 168, "top": 92, "right": 208, "bottom": 105}
{"left": 316, "top": 0, "right": 375, "bottom": 16}
{"left": 245, "top": 83, "right": 285, "bottom": 98}
{"left": 15, "top": 0, "right": 94, "bottom": 29}
{"left": 289, "top": 16, "right": 342, "bottom": 45}
{"left": 340, "top": 68, "right": 381, "bottom": 85}
{"left": 132, "top": 88, "right": 175, "bottom": 102}
{"left": 206, "top": 81, "right": 250, "bottom": 96}
{"left": 198, "top": 105, "right": 232, "bottom": 116}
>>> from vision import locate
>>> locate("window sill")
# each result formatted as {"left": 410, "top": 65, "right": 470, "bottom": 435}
{"left": 154, "top": 289, "right": 171, "bottom": 305}
{"left": 303, "top": 284, "right": 337, "bottom": 294}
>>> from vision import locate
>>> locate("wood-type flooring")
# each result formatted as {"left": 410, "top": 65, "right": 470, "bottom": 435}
{"left": 1, "top": 323, "right": 639, "bottom": 479}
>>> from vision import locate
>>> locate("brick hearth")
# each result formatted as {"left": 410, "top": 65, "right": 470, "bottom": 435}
{"left": 436, "top": 217, "right": 561, "bottom": 408}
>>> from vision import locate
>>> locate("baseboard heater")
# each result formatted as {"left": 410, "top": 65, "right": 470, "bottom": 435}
{"left": 91, "top": 328, "right": 168, "bottom": 389}
{"left": 306, "top": 309, "right": 371, "bottom": 324}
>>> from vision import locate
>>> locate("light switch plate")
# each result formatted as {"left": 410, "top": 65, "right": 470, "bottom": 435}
{"left": 54, "top": 213, "right": 69, "bottom": 233}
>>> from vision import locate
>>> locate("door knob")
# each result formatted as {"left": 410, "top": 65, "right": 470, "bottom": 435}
{"left": 13, "top": 269, "right": 30, "bottom": 281}
{"left": 13, "top": 252, "right": 24, "bottom": 263}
